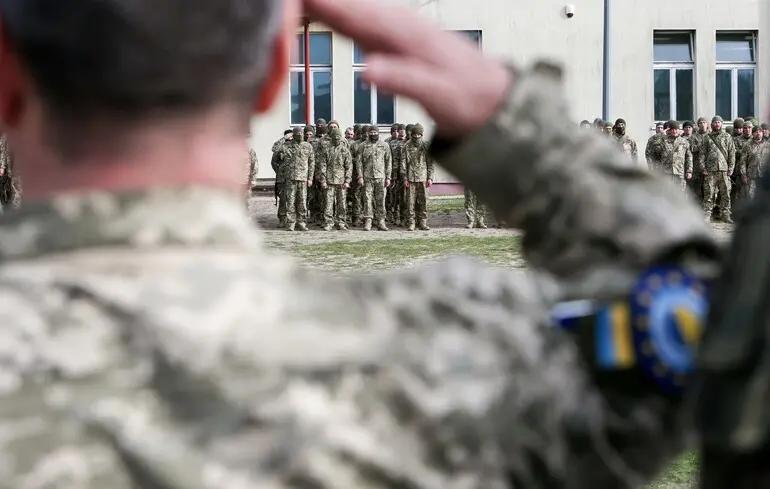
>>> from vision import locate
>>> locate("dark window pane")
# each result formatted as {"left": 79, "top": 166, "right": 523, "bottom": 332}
{"left": 354, "top": 72, "right": 372, "bottom": 124}
{"left": 715, "top": 69, "right": 732, "bottom": 120}
{"left": 290, "top": 72, "right": 307, "bottom": 125}
{"left": 716, "top": 33, "right": 755, "bottom": 63}
{"left": 313, "top": 71, "right": 332, "bottom": 123}
{"left": 653, "top": 33, "right": 692, "bottom": 62}
{"left": 291, "top": 33, "right": 332, "bottom": 65}
{"left": 653, "top": 69, "right": 671, "bottom": 121}
{"left": 376, "top": 90, "right": 395, "bottom": 125}
{"left": 674, "top": 69, "right": 693, "bottom": 121}
{"left": 456, "top": 30, "right": 482, "bottom": 48}
{"left": 353, "top": 43, "right": 366, "bottom": 64}
{"left": 737, "top": 69, "right": 755, "bottom": 119}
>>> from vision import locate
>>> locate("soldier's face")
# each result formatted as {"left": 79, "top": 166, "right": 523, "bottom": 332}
{"left": 412, "top": 133, "right": 423, "bottom": 142}
{"left": 744, "top": 125, "right": 753, "bottom": 136}
{"left": 671, "top": 128, "right": 681, "bottom": 137}
{"left": 305, "top": 132, "right": 313, "bottom": 140}
{"left": 331, "top": 135, "right": 341, "bottom": 145}
{"left": 754, "top": 131, "right": 763, "bottom": 141}
{"left": 698, "top": 121, "right": 708, "bottom": 132}
{"left": 735, "top": 127, "right": 744, "bottom": 135}
{"left": 764, "top": 129, "right": 770, "bottom": 138}
{"left": 345, "top": 130, "right": 354, "bottom": 139}
{"left": 329, "top": 123, "right": 339, "bottom": 131}
{"left": 580, "top": 123, "right": 591, "bottom": 130}
{"left": 683, "top": 126, "right": 693, "bottom": 136}
{"left": 712, "top": 122, "right": 722, "bottom": 131}
{"left": 397, "top": 130, "right": 406, "bottom": 138}
{"left": 602, "top": 127, "right": 612, "bottom": 135}
{"left": 655, "top": 125, "right": 664, "bottom": 134}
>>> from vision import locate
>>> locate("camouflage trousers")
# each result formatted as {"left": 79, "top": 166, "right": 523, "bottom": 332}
{"left": 702, "top": 171, "right": 731, "bottom": 219}
{"left": 406, "top": 181, "right": 429, "bottom": 226}
{"left": 664, "top": 174, "right": 687, "bottom": 192}
{"left": 324, "top": 184, "right": 348, "bottom": 226}
{"left": 464, "top": 188, "right": 487, "bottom": 225}
{"left": 285, "top": 181, "right": 309, "bottom": 226}
{"left": 308, "top": 184, "right": 325, "bottom": 223}
{"left": 746, "top": 178, "right": 759, "bottom": 200}
{"left": 387, "top": 179, "right": 408, "bottom": 223}
{"left": 350, "top": 182, "right": 364, "bottom": 223}
{"left": 687, "top": 173, "right": 704, "bottom": 204}
{"left": 364, "top": 178, "right": 386, "bottom": 221}
{"left": 276, "top": 181, "right": 287, "bottom": 221}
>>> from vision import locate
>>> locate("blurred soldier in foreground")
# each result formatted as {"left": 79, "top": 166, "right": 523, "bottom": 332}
{"left": 0, "top": 0, "right": 753, "bottom": 488}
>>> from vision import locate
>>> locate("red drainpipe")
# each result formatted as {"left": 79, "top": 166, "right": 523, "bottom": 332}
{"left": 304, "top": 19, "right": 312, "bottom": 125}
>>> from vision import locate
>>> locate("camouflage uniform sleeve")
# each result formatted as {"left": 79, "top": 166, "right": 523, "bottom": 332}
{"left": 727, "top": 137, "right": 736, "bottom": 175}
{"left": 644, "top": 138, "right": 653, "bottom": 168}
{"left": 384, "top": 144, "right": 392, "bottom": 181}
{"left": 343, "top": 147, "right": 352, "bottom": 185}
{"left": 685, "top": 144, "right": 693, "bottom": 175}
{"left": 248, "top": 149, "right": 259, "bottom": 186}
{"left": 631, "top": 139, "right": 639, "bottom": 164}
{"left": 426, "top": 147, "right": 435, "bottom": 182}
{"left": 307, "top": 145, "right": 315, "bottom": 182}
{"left": 428, "top": 61, "right": 720, "bottom": 287}
{"left": 354, "top": 147, "right": 363, "bottom": 181}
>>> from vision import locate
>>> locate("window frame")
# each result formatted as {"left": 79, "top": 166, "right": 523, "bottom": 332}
{"left": 715, "top": 31, "right": 757, "bottom": 121}
{"left": 352, "top": 44, "right": 395, "bottom": 126}
{"left": 289, "top": 32, "right": 333, "bottom": 125}
{"left": 652, "top": 31, "right": 695, "bottom": 123}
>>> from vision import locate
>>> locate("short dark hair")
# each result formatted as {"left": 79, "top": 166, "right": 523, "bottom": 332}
{"left": 1, "top": 0, "right": 281, "bottom": 137}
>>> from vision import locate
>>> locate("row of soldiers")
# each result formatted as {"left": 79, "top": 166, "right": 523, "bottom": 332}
{"left": 265, "top": 119, "right": 492, "bottom": 231}
{"left": 580, "top": 116, "right": 769, "bottom": 223}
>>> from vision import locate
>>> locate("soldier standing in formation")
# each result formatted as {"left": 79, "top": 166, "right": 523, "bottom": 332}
{"left": 401, "top": 123, "right": 434, "bottom": 231}
{"left": 271, "top": 128, "right": 293, "bottom": 227}
{"left": 276, "top": 127, "right": 314, "bottom": 231}
{"left": 356, "top": 125, "right": 392, "bottom": 231}
{"left": 612, "top": 118, "right": 640, "bottom": 167}
{"left": 700, "top": 116, "right": 736, "bottom": 223}
{"left": 318, "top": 127, "right": 352, "bottom": 230}
{"left": 464, "top": 188, "right": 488, "bottom": 228}
{"left": 738, "top": 126, "right": 768, "bottom": 199}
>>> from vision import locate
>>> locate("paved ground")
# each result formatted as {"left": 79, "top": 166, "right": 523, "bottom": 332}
{"left": 250, "top": 195, "right": 734, "bottom": 247}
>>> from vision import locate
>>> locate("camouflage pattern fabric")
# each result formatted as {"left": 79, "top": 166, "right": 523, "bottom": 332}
{"left": 319, "top": 141, "right": 352, "bottom": 227}
{"left": 687, "top": 132, "right": 706, "bottom": 202}
{"left": 401, "top": 138, "right": 434, "bottom": 228}
{"left": 739, "top": 138, "right": 768, "bottom": 199}
{"left": 464, "top": 188, "right": 487, "bottom": 227}
{"left": 614, "top": 133, "right": 640, "bottom": 167}
{"left": 0, "top": 61, "right": 722, "bottom": 489}
{"left": 0, "top": 134, "right": 20, "bottom": 212}
{"left": 356, "top": 140, "right": 392, "bottom": 224}
{"left": 700, "top": 130, "right": 736, "bottom": 220}
{"left": 645, "top": 133, "right": 664, "bottom": 171}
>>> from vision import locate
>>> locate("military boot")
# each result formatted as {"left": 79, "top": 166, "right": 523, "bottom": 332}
{"left": 286, "top": 223, "right": 295, "bottom": 231}
{"left": 297, "top": 223, "right": 309, "bottom": 231}
{"left": 278, "top": 218, "right": 287, "bottom": 229}
{"left": 336, "top": 222, "right": 348, "bottom": 230}
{"left": 418, "top": 221, "right": 430, "bottom": 231}
{"left": 407, "top": 221, "right": 416, "bottom": 231}
{"left": 377, "top": 220, "right": 389, "bottom": 231}
{"left": 363, "top": 219, "right": 372, "bottom": 231}
{"left": 466, "top": 222, "right": 474, "bottom": 229}
{"left": 323, "top": 224, "right": 333, "bottom": 231}
{"left": 722, "top": 213, "right": 733, "bottom": 224}
{"left": 476, "top": 219, "right": 487, "bottom": 229}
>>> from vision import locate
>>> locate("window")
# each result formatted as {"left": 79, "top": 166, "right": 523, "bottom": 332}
{"left": 652, "top": 31, "right": 695, "bottom": 122}
{"left": 290, "top": 32, "right": 333, "bottom": 125}
{"left": 715, "top": 32, "right": 757, "bottom": 120}
{"left": 454, "top": 30, "right": 482, "bottom": 49}
{"left": 353, "top": 43, "right": 395, "bottom": 125}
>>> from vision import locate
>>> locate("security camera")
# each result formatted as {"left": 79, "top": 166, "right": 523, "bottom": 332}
{"left": 565, "top": 4, "right": 575, "bottom": 18}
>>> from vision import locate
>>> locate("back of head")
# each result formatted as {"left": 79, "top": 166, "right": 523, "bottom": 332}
{"left": 1, "top": 0, "right": 282, "bottom": 148}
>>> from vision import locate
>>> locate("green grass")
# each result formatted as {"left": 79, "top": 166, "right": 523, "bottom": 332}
{"left": 428, "top": 197, "right": 466, "bottom": 214}
{"left": 276, "top": 235, "right": 523, "bottom": 272}
{"left": 271, "top": 232, "right": 699, "bottom": 487}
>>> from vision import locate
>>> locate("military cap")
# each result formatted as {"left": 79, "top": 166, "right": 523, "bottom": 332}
{"left": 753, "top": 126, "right": 762, "bottom": 133}
{"left": 397, "top": 123, "right": 406, "bottom": 131}
{"left": 303, "top": 125, "right": 314, "bottom": 134}
{"left": 682, "top": 120, "right": 694, "bottom": 128}
{"left": 712, "top": 116, "right": 723, "bottom": 123}
{"left": 668, "top": 120, "right": 681, "bottom": 130}
{"left": 761, "top": 123, "right": 769, "bottom": 130}
{"left": 353, "top": 124, "right": 362, "bottom": 133}
{"left": 283, "top": 128, "right": 294, "bottom": 136}
{"left": 733, "top": 118, "right": 744, "bottom": 128}
{"left": 391, "top": 123, "right": 399, "bottom": 132}
{"left": 697, "top": 117, "right": 707, "bottom": 124}
{"left": 615, "top": 118, "right": 626, "bottom": 125}
{"left": 292, "top": 127, "right": 303, "bottom": 141}
{"left": 316, "top": 125, "right": 328, "bottom": 136}
{"left": 662, "top": 121, "right": 669, "bottom": 129}
{"left": 593, "top": 117, "right": 603, "bottom": 125}
{"left": 603, "top": 121, "right": 613, "bottom": 128}
{"left": 330, "top": 128, "right": 342, "bottom": 137}
{"left": 315, "top": 118, "right": 326, "bottom": 126}
{"left": 405, "top": 123, "right": 415, "bottom": 132}
{"left": 412, "top": 123, "right": 425, "bottom": 135}
{"left": 580, "top": 120, "right": 591, "bottom": 126}
{"left": 328, "top": 119, "right": 340, "bottom": 128}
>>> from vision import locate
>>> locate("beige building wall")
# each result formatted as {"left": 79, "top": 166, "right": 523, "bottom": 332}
{"left": 251, "top": 0, "right": 766, "bottom": 182}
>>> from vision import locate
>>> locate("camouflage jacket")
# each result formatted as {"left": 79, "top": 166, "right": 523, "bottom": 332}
{"left": 658, "top": 135, "right": 693, "bottom": 176}
{"left": 400, "top": 140, "right": 435, "bottom": 182}
{"left": 355, "top": 140, "right": 393, "bottom": 180}
{"left": 699, "top": 131, "right": 736, "bottom": 173}
{"left": 275, "top": 140, "right": 315, "bottom": 182}
{"left": 0, "top": 61, "right": 720, "bottom": 489}
{"left": 644, "top": 133, "right": 664, "bottom": 171}
{"left": 738, "top": 139, "right": 768, "bottom": 179}
{"left": 247, "top": 148, "right": 258, "bottom": 187}
{"left": 689, "top": 132, "right": 706, "bottom": 163}
{"left": 387, "top": 137, "right": 403, "bottom": 180}
{"left": 613, "top": 134, "right": 640, "bottom": 166}
{"left": 318, "top": 142, "right": 353, "bottom": 185}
